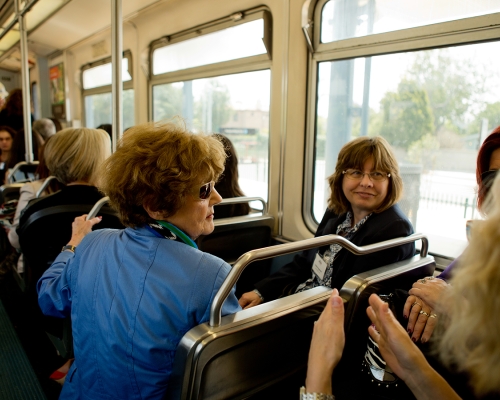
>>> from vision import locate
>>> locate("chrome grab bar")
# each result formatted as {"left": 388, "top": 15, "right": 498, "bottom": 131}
{"left": 209, "top": 233, "right": 428, "bottom": 326}
{"left": 86, "top": 197, "right": 110, "bottom": 220}
{"left": 36, "top": 176, "right": 58, "bottom": 198}
{"left": 7, "top": 161, "right": 39, "bottom": 184}
{"left": 217, "top": 196, "right": 267, "bottom": 213}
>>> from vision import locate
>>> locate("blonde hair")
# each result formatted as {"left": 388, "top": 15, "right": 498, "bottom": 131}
{"left": 99, "top": 121, "right": 226, "bottom": 228}
{"left": 44, "top": 128, "right": 110, "bottom": 185}
{"left": 437, "top": 172, "right": 500, "bottom": 396}
{"left": 327, "top": 136, "right": 403, "bottom": 214}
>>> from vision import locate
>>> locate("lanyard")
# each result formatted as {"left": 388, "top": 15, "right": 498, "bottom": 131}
{"left": 147, "top": 220, "right": 198, "bottom": 249}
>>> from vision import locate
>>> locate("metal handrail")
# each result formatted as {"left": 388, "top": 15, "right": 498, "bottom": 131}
{"left": 209, "top": 233, "right": 428, "bottom": 326}
{"left": 217, "top": 196, "right": 267, "bottom": 213}
{"left": 36, "top": 176, "right": 58, "bottom": 198}
{"left": 7, "top": 161, "right": 39, "bottom": 184}
{"left": 86, "top": 197, "right": 110, "bottom": 220}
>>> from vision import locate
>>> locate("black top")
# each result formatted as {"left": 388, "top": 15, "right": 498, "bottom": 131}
{"left": 0, "top": 109, "right": 33, "bottom": 133}
{"left": 254, "top": 204, "right": 415, "bottom": 301}
{"left": 19, "top": 185, "right": 104, "bottom": 229}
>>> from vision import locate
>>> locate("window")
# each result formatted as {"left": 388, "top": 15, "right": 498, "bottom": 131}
{"left": 81, "top": 51, "right": 134, "bottom": 129}
{"left": 306, "top": 0, "right": 500, "bottom": 257}
{"left": 151, "top": 8, "right": 272, "bottom": 202}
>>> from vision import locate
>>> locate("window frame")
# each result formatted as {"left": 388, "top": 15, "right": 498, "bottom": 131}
{"left": 148, "top": 7, "right": 272, "bottom": 122}
{"left": 303, "top": 0, "right": 500, "bottom": 238}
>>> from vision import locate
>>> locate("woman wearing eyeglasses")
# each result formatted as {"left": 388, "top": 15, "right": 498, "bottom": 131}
{"left": 37, "top": 122, "right": 241, "bottom": 400}
{"left": 239, "top": 136, "right": 415, "bottom": 308}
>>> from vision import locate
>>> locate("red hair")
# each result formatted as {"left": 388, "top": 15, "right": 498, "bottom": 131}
{"left": 477, "top": 126, "right": 500, "bottom": 209}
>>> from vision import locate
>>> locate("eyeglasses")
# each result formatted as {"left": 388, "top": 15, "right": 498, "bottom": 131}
{"left": 342, "top": 169, "right": 391, "bottom": 182}
{"left": 198, "top": 181, "right": 214, "bottom": 200}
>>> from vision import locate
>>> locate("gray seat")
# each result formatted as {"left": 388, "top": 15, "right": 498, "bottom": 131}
{"left": 166, "top": 233, "right": 433, "bottom": 399}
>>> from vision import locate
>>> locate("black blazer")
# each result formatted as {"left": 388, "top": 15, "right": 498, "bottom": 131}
{"left": 255, "top": 204, "right": 415, "bottom": 301}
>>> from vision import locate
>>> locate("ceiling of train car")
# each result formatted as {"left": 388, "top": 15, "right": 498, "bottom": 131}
{"left": 0, "top": 0, "right": 162, "bottom": 71}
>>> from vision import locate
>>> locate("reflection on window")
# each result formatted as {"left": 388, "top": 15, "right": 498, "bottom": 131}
{"left": 313, "top": 41, "right": 500, "bottom": 249}
{"left": 152, "top": 70, "right": 270, "bottom": 201}
{"left": 85, "top": 89, "right": 135, "bottom": 130}
{"left": 152, "top": 19, "right": 267, "bottom": 75}
{"left": 83, "top": 58, "right": 132, "bottom": 90}
{"left": 321, "top": 0, "right": 500, "bottom": 43}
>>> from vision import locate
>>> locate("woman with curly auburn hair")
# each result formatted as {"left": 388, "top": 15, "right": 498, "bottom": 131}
{"left": 239, "top": 136, "right": 415, "bottom": 309}
{"left": 37, "top": 121, "right": 241, "bottom": 400}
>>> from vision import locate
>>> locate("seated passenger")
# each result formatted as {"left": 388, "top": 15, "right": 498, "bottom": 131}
{"left": 37, "top": 122, "right": 241, "bottom": 400}
{"left": 0, "top": 125, "right": 15, "bottom": 184}
{"left": 405, "top": 125, "right": 500, "bottom": 343}
{"left": 213, "top": 134, "right": 250, "bottom": 219}
{"left": 304, "top": 174, "right": 500, "bottom": 399}
{"left": 239, "top": 136, "right": 415, "bottom": 308}
{"left": 33, "top": 118, "right": 56, "bottom": 140}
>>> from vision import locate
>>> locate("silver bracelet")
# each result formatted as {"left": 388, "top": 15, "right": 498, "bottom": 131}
{"left": 300, "top": 387, "right": 335, "bottom": 400}
{"left": 253, "top": 289, "right": 264, "bottom": 302}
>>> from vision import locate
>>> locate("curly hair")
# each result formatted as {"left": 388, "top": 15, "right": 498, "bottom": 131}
{"left": 99, "top": 121, "right": 226, "bottom": 228}
{"left": 437, "top": 173, "right": 500, "bottom": 396}
{"left": 44, "top": 128, "right": 111, "bottom": 185}
{"left": 476, "top": 126, "right": 500, "bottom": 210}
{"left": 327, "top": 136, "right": 403, "bottom": 215}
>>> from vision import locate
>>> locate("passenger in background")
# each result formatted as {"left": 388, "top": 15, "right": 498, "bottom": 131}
{"left": 213, "top": 134, "right": 250, "bottom": 219}
{"left": 0, "top": 89, "right": 32, "bottom": 132}
{"left": 49, "top": 117, "right": 63, "bottom": 132}
{"left": 5, "top": 128, "right": 45, "bottom": 181}
{"left": 37, "top": 122, "right": 241, "bottom": 400}
{"left": 405, "top": 126, "right": 500, "bottom": 343}
{"left": 305, "top": 173, "right": 500, "bottom": 399}
{"left": 0, "top": 126, "right": 15, "bottom": 183}
{"left": 18, "top": 128, "right": 109, "bottom": 231}
{"left": 33, "top": 118, "right": 56, "bottom": 140}
{"left": 239, "top": 136, "right": 415, "bottom": 308}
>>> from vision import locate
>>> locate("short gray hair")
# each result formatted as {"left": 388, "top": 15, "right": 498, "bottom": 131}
{"left": 33, "top": 119, "right": 56, "bottom": 140}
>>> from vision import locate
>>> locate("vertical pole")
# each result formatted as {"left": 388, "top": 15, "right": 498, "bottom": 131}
{"left": 16, "top": 0, "right": 33, "bottom": 163}
{"left": 111, "top": 0, "right": 123, "bottom": 152}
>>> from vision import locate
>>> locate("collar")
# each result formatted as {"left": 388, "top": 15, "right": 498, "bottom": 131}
{"left": 146, "top": 220, "right": 198, "bottom": 249}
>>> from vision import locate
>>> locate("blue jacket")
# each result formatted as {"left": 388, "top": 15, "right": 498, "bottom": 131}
{"left": 37, "top": 226, "right": 241, "bottom": 399}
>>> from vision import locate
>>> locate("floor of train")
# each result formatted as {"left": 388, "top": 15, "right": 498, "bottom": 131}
{"left": 0, "top": 271, "right": 63, "bottom": 400}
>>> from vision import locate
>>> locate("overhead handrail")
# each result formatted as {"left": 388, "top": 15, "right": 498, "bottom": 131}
{"left": 210, "top": 232, "right": 428, "bottom": 326}
{"left": 36, "top": 176, "right": 58, "bottom": 198}
{"left": 217, "top": 196, "right": 267, "bottom": 213}
{"left": 86, "top": 197, "right": 110, "bottom": 220}
{"left": 7, "top": 161, "right": 39, "bottom": 184}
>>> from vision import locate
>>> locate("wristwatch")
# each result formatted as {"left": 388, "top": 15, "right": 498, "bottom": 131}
{"left": 61, "top": 245, "right": 76, "bottom": 253}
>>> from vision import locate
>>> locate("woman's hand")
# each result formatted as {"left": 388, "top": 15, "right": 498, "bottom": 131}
{"left": 403, "top": 294, "right": 437, "bottom": 343}
{"left": 367, "top": 294, "right": 429, "bottom": 383}
{"left": 409, "top": 277, "right": 449, "bottom": 311}
{"left": 67, "top": 215, "right": 101, "bottom": 247}
{"left": 305, "top": 289, "right": 345, "bottom": 394}
{"left": 238, "top": 291, "right": 263, "bottom": 309}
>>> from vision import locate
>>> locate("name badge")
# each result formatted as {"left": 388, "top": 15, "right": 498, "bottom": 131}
{"left": 312, "top": 252, "right": 328, "bottom": 280}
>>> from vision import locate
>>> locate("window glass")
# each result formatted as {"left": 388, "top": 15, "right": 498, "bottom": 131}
{"left": 82, "top": 58, "right": 132, "bottom": 90}
{"left": 152, "top": 70, "right": 270, "bottom": 201}
{"left": 321, "top": 0, "right": 500, "bottom": 43}
{"left": 313, "top": 41, "right": 500, "bottom": 251}
{"left": 85, "top": 89, "right": 135, "bottom": 130}
{"left": 152, "top": 19, "right": 267, "bottom": 75}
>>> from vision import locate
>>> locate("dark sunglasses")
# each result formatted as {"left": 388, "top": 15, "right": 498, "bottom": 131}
{"left": 198, "top": 181, "right": 214, "bottom": 200}
{"left": 481, "top": 170, "right": 498, "bottom": 187}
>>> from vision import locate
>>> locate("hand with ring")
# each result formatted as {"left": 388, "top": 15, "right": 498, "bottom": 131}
{"left": 409, "top": 277, "right": 449, "bottom": 311}
{"left": 403, "top": 295, "right": 437, "bottom": 343}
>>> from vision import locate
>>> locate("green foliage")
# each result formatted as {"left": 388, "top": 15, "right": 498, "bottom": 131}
{"left": 467, "top": 101, "right": 500, "bottom": 135}
{"left": 152, "top": 84, "right": 183, "bottom": 121}
{"left": 379, "top": 79, "right": 435, "bottom": 149}
{"left": 408, "top": 133, "right": 440, "bottom": 170}
{"left": 193, "top": 80, "right": 232, "bottom": 132}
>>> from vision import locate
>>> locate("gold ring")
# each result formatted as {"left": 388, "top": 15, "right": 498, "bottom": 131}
{"left": 412, "top": 301, "right": 421, "bottom": 307}
{"left": 426, "top": 276, "right": 435, "bottom": 280}
{"left": 419, "top": 279, "right": 426, "bottom": 284}
{"left": 419, "top": 310, "right": 430, "bottom": 317}
{"left": 429, "top": 313, "right": 437, "bottom": 319}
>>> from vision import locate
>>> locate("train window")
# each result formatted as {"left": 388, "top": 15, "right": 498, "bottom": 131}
{"left": 305, "top": 1, "right": 500, "bottom": 257}
{"left": 319, "top": 0, "right": 500, "bottom": 43}
{"left": 81, "top": 51, "right": 134, "bottom": 129}
{"left": 150, "top": 8, "right": 272, "bottom": 202}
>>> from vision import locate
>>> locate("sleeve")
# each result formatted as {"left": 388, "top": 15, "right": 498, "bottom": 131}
{"left": 195, "top": 257, "right": 242, "bottom": 324}
{"left": 254, "top": 209, "right": 338, "bottom": 302}
{"left": 437, "top": 257, "right": 458, "bottom": 281}
{"left": 8, "top": 182, "right": 37, "bottom": 249}
{"left": 36, "top": 250, "right": 77, "bottom": 318}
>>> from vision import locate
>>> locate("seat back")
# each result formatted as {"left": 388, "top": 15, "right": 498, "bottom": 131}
{"left": 197, "top": 197, "right": 274, "bottom": 296}
{"left": 167, "top": 233, "right": 433, "bottom": 399}
{"left": 7, "top": 161, "right": 39, "bottom": 184}
{"left": 0, "top": 183, "right": 24, "bottom": 205}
